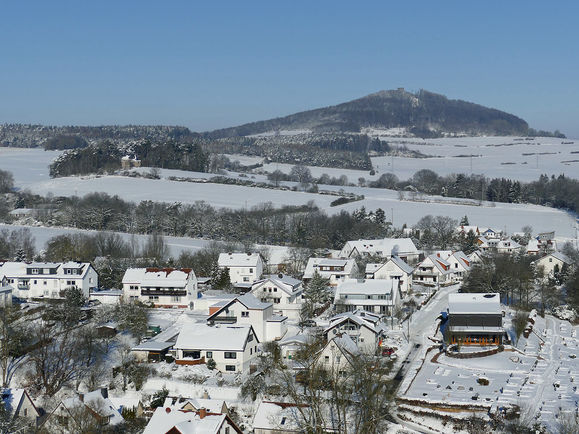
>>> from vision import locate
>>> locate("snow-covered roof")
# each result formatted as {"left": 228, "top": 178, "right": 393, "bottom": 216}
{"left": 252, "top": 274, "right": 303, "bottom": 294}
{"left": 335, "top": 278, "right": 394, "bottom": 296}
{"left": 456, "top": 225, "right": 480, "bottom": 234}
{"left": 341, "top": 237, "right": 418, "bottom": 257}
{"left": 421, "top": 255, "right": 452, "bottom": 274}
{"left": 329, "top": 333, "right": 361, "bottom": 361}
{"left": 0, "top": 261, "right": 92, "bottom": 279}
{"left": 207, "top": 293, "right": 271, "bottom": 321}
{"left": 143, "top": 406, "right": 234, "bottom": 434}
{"left": 217, "top": 252, "right": 262, "bottom": 267}
{"left": 163, "top": 397, "right": 226, "bottom": 414}
{"left": 131, "top": 341, "right": 174, "bottom": 352}
{"left": 549, "top": 251, "right": 573, "bottom": 264}
{"left": 174, "top": 324, "right": 256, "bottom": 351}
{"left": 279, "top": 332, "right": 312, "bottom": 347}
{"left": 0, "top": 285, "right": 12, "bottom": 294}
{"left": 253, "top": 401, "right": 305, "bottom": 432}
{"left": 1, "top": 389, "right": 27, "bottom": 416}
{"left": 325, "top": 311, "right": 387, "bottom": 335}
{"left": 62, "top": 389, "right": 124, "bottom": 426}
{"left": 367, "top": 256, "right": 414, "bottom": 276}
{"left": 122, "top": 267, "right": 195, "bottom": 287}
{"left": 303, "top": 257, "right": 356, "bottom": 278}
{"left": 267, "top": 314, "right": 287, "bottom": 322}
{"left": 448, "top": 293, "right": 501, "bottom": 315}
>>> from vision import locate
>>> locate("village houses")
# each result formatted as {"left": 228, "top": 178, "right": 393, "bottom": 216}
{"left": 532, "top": 251, "right": 574, "bottom": 279}
{"left": 0, "top": 261, "right": 98, "bottom": 300}
{"left": 250, "top": 273, "right": 304, "bottom": 320}
{"left": 339, "top": 237, "right": 420, "bottom": 263}
{"left": 303, "top": 258, "right": 358, "bottom": 286}
{"left": 334, "top": 278, "right": 400, "bottom": 316}
{"left": 207, "top": 293, "right": 287, "bottom": 342}
{"left": 365, "top": 256, "right": 414, "bottom": 293}
{"left": 218, "top": 252, "right": 264, "bottom": 285}
{"left": 324, "top": 310, "right": 387, "bottom": 353}
{"left": 413, "top": 254, "right": 452, "bottom": 286}
{"left": 173, "top": 324, "right": 259, "bottom": 374}
{"left": 121, "top": 267, "right": 198, "bottom": 308}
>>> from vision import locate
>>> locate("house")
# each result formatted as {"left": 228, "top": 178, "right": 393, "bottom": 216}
{"left": 162, "top": 396, "right": 229, "bottom": 415}
{"left": 253, "top": 401, "right": 308, "bottom": 434}
{"left": 0, "top": 261, "right": 98, "bottom": 300}
{"left": 496, "top": 238, "right": 522, "bottom": 255}
{"left": 444, "top": 251, "right": 471, "bottom": 281}
{"left": 456, "top": 225, "right": 481, "bottom": 236}
{"left": 143, "top": 405, "right": 242, "bottom": 434}
{"left": 413, "top": 254, "right": 452, "bottom": 286}
{"left": 334, "top": 278, "right": 400, "bottom": 316}
{"left": 250, "top": 274, "right": 304, "bottom": 320}
{"left": 446, "top": 293, "right": 504, "bottom": 346}
{"left": 122, "top": 267, "right": 198, "bottom": 308}
{"left": 173, "top": 324, "right": 259, "bottom": 374}
{"left": 314, "top": 333, "right": 360, "bottom": 373}
{"left": 217, "top": 252, "right": 264, "bottom": 284}
{"left": 339, "top": 238, "right": 420, "bottom": 263}
{"left": 207, "top": 293, "right": 287, "bottom": 342}
{"left": 365, "top": 256, "right": 413, "bottom": 293}
{"left": 1, "top": 388, "right": 40, "bottom": 425}
{"left": 42, "top": 388, "right": 124, "bottom": 432}
{"left": 121, "top": 155, "right": 141, "bottom": 169}
{"left": 131, "top": 341, "right": 174, "bottom": 362}
{"left": 0, "top": 285, "right": 12, "bottom": 307}
{"left": 324, "top": 310, "right": 387, "bottom": 353}
{"left": 278, "top": 333, "right": 313, "bottom": 364}
{"left": 532, "top": 252, "right": 574, "bottom": 278}
{"left": 303, "top": 258, "right": 358, "bottom": 286}
{"left": 527, "top": 234, "right": 557, "bottom": 255}
{"left": 468, "top": 250, "right": 484, "bottom": 264}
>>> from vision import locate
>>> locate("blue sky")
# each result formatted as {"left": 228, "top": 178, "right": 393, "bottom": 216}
{"left": 1, "top": 1, "right": 578, "bottom": 137}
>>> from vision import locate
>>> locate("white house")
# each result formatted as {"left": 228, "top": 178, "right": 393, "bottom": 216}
{"left": 334, "top": 278, "right": 400, "bottom": 316}
{"left": 218, "top": 252, "right": 264, "bottom": 284}
{"left": 42, "top": 388, "right": 123, "bottom": 432}
{"left": 444, "top": 251, "right": 471, "bottom": 281}
{"left": 468, "top": 250, "right": 484, "bottom": 264}
{"left": 207, "top": 293, "right": 287, "bottom": 342}
{"left": 122, "top": 267, "right": 198, "bottom": 308}
{"left": 173, "top": 324, "right": 259, "bottom": 374}
{"left": 314, "top": 333, "right": 360, "bottom": 374}
{"left": 413, "top": 254, "right": 452, "bottom": 286}
{"left": 365, "top": 256, "right": 413, "bottom": 294}
{"left": 324, "top": 310, "right": 387, "bottom": 353}
{"left": 0, "top": 261, "right": 98, "bottom": 300}
{"left": 303, "top": 258, "right": 358, "bottom": 286}
{"left": 144, "top": 404, "right": 242, "bottom": 434}
{"left": 496, "top": 238, "right": 522, "bottom": 255}
{"left": 339, "top": 238, "right": 420, "bottom": 263}
{"left": 250, "top": 274, "right": 304, "bottom": 320}
{"left": 278, "top": 332, "right": 313, "bottom": 364}
{"left": 1, "top": 388, "right": 40, "bottom": 425}
{"left": 532, "top": 252, "right": 574, "bottom": 278}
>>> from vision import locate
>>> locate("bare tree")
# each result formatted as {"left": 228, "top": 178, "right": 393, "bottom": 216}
{"left": 0, "top": 306, "right": 29, "bottom": 387}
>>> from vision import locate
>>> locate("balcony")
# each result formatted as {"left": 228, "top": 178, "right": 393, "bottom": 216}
{"left": 140, "top": 289, "right": 187, "bottom": 297}
{"left": 212, "top": 315, "right": 237, "bottom": 324}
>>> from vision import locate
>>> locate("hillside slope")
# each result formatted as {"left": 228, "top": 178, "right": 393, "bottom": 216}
{"left": 206, "top": 89, "right": 529, "bottom": 138}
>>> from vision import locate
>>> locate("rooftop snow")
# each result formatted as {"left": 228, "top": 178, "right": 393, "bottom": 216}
{"left": 448, "top": 293, "right": 501, "bottom": 314}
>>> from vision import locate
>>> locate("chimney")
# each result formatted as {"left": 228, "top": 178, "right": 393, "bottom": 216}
{"left": 199, "top": 408, "right": 207, "bottom": 419}
{"left": 100, "top": 387, "right": 108, "bottom": 399}
{"left": 202, "top": 390, "right": 210, "bottom": 399}
{"left": 165, "top": 407, "right": 171, "bottom": 413}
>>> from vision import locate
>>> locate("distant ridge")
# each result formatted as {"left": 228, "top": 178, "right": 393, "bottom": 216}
{"left": 205, "top": 88, "right": 529, "bottom": 138}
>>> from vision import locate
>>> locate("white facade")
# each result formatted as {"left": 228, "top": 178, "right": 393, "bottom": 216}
{"left": 218, "top": 252, "right": 264, "bottom": 284}
{"left": 174, "top": 324, "right": 259, "bottom": 374}
{"left": 533, "top": 252, "right": 573, "bottom": 278}
{"left": 207, "top": 293, "right": 287, "bottom": 342}
{"left": 314, "top": 334, "right": 360, "bottom": 373}
{"left": 303, "top": 258, "right": 358, "bottom": 286}
{"left": 413, "top": 254, "right": 451, "bottom": 286}
{"left": 250, "top": 274, "right": 304, "bottom": 320}
{"left": 334, "top": 278, "right": 400, "bottom": 316}
{"left": 325, "top": 311, "right": 386, "bottom": 353}
{"left": 1, "top": 389, "right": 40, "bottom": 423}
{"left": 0, "top": 261, "right": 98, "bottom": 300}
{"left": 339, "top": 237, "right": 420, "bottom": 263}
{"left": 122, "top": 267, "right": 198, "bottom": 308}
{"left": 365, "top": 256, "right": 413, "bottom": 293}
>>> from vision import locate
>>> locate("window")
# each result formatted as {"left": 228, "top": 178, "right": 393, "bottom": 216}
{"left": 243, "top": 277, "right": 249, "bottom": 282}
{"left": 225, "top": 365, "right": 236, "bottom": 372}
{"left": 31, "top": 268, "right": 39, "bottom": 274}
{"left": 225, "top": 428, "right": 230, "bottom": 434}
{"left": 250, "top": 348, "right": 252, "bottom": 355}
{"left": 249, "top": 268, "right": 253, "bottom": 273}
{"left": 130, "top": 296, "right": 138, "bottom": 300}
{"left": 241, "top": 311, "right": 249, "bottom": 317}
{"left": 206, "top": 351, "right": 212, "bottom": 358}
{"left": 224, "top": 352, "right": 237, "bottom": 359}
{"left": 247, "top": 334, "right": 254, "bottom": 342}
{"left": 273, "top": 287, "right": 277, "bottom": 292}
{"left": 149, "top": 296, "right": 159, "bottom": 301}
{"left": 274, "top": 298, "right": 281, "bottom": 304}
{"left": 324, "top": 355, "right": 330, "bottom": 363}
{"left": 43, "top": 281, "right": 47, "bottom": 285}
{"left": 171, "top": 296, "right": 181, "bottom": 302}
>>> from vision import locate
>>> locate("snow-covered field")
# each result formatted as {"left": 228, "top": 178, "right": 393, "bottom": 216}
{"left": 1, "top": 143, "right": 578, "bottom": 237}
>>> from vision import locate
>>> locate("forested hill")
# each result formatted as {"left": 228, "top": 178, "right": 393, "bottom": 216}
{"left": 0, "top": 124, "right": 196, "bottom": 148}
{"left": 205, "top": 89, "right": 530, "bottom": 138}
